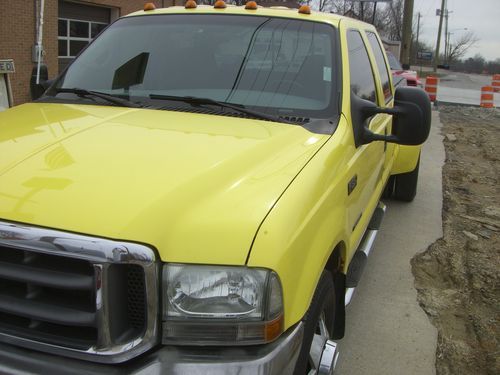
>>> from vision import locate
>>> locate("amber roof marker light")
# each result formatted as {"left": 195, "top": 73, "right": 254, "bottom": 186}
{"left": 185, "top": 0, "right": 197, "bottom": 9}
{"left": 144, "top": 2, "right": 156, "bottom": 11}
{"left": 214, "top": 0, "right": 227, "bottom": 9}
{"left": 245, "top": 1, "right": 258, "bottom": 10}
{"left": 298, "top": 5, "right": 311, "bottom": 14}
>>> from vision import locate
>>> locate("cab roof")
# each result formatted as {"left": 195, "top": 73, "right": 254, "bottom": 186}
{"left": 126, "top": 4, "right": 352, "bottom": 27}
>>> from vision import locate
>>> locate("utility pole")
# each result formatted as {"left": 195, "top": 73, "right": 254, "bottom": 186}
{"left": 401, "top": 0, "right": 414, "bottom": 69}
{"left": 415, "top": 12, "right": 421, "bottom": 61}
{"left": 434, "top": 0, "right": 446, "bottom": 72}
{"left": 444, "top": 9, "right": 449, "bottom": 63}
{"left": 372, "top": 2, "right": 377, "bottom": 25}
{"left": 445, "top": 31, "right": 450, "bottom": 62}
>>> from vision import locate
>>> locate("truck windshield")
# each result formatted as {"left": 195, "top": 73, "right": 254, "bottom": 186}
{"left": 54, "top": 14, "right": 338, "bottom": 120}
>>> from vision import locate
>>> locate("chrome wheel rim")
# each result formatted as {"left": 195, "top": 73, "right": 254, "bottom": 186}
{"left": 307, "top": 311, "right": 330, "bottom": 375}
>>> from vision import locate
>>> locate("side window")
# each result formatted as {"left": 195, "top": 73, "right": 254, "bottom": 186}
{"left": 347, "top": 30, "right": 377, "bottom": 103}
{"left": 367, "top": 32, "right": 393, "bottom": 102}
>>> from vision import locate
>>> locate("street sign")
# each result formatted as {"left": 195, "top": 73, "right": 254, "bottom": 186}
{"left": 0, "top": 60, "right": 15, "bottom": 74}
{"left": 417, "top": 51, "right": 433, "bottom": 61}
{"left": 436, "top": 9, "right": 441, "bottom": 16}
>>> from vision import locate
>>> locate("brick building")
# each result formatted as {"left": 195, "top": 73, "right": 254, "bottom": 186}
{"left": 0, "top": 0, "right": 173, "bottom": 106}
{"left": 0, "top": 0, "right": 298, "bottom": 107}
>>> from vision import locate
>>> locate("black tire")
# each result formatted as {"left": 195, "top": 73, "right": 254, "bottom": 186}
{"left": 382, "top": 175, "right": 395, "bottom": 199}
{"left": 394, "top": 157, "right": 420, "bottom": 202}
{"left": 293, "top": 271, "right": 336, "bottom": 375}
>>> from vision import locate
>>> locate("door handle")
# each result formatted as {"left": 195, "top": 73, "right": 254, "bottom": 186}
{"left": 348, "top": 175, "right": 357, "bottom": 195}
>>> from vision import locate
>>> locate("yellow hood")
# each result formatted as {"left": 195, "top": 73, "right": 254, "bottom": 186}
{"left": 0, "top": 103, "right": 328, "bottom": 264}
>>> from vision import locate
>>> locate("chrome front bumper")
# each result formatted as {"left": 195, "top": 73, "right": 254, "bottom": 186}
{"left": 0, "top": 322, "right": 304, "bottom": 375}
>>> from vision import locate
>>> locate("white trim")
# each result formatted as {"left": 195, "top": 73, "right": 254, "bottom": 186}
{"left": 58, "top": 17, "right": 107, "bottom": 25}
{"left": 57, "top": 18, "right": 108, "bottom": 58}
{"left": 36, "top": 0, "right": 45, "bottom": 84}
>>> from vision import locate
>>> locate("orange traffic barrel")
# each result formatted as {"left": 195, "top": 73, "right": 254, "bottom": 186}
{"left": 492, "top": 74, "right": 500, "bottom": 93}
{"left": 425, "top": 76, "right": 439, "bottom": 102}
{"left": 480, "top": 86, "right": 494, "bottom": 108}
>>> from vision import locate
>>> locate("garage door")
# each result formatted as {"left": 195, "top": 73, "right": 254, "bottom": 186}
{"left": 58, "top": 0, "right": 111, "bottom": 72}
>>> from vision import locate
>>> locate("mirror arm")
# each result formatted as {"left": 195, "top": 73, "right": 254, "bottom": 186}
{"left": 353, "top": 87, "right": 431, "bottom": 147}
{"left": 363, "top": 106, "right": 404, "bottom": 117}
{"left": 362, "top": 127, "right": 398, "bottom": 145}
{"left": 360, "top": 106, "right": 403, "bottom": 145}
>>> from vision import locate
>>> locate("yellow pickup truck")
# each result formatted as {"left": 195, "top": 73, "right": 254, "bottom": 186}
{"left": 0, "top": 3, "right": 430, "bottom": 374}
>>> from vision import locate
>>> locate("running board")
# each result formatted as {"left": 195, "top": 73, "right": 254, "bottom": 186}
{"left": 345, "top": 202, "right": 386, "bottom": 306}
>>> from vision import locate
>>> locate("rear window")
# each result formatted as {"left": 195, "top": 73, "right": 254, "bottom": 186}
{"left": 347, "top": 30, "right": 377, "bottom": 103}
{"left": 366, "top": 32, "right": 392, "bottom": 102}
{"left": 386, "top": 52, "right": 402, "bottom": 70}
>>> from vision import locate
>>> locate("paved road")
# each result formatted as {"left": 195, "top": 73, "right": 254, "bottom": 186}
{"left": 437, "top": 71, "right": 500, "bottom": 106}
{"left": 336, "top": 110, "right": 444, "bottom": 374}
{"left": 410, "top": 66, "right": 492, "bottom": 90}
{"left": 437, "top": 71, "right": 491, "bottom": 90}
{"left": 423, "top": 70, "right": 500, "bottom": 106}
{"left": 436, "top": 86, "right": 497, "bottom": 106}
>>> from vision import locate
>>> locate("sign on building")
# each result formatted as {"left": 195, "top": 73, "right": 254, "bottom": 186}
{"left": 0, "top": 59, "right": 15, "bottom": 111}
{"left": 0, "top": 59, "right": 15, "bottom": 74}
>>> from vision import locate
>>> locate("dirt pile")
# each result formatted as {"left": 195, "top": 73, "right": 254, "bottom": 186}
{"left": 412, "top": 105, "right": 500, "bottom": 375}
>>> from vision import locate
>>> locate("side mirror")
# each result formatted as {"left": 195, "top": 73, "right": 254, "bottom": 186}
{"left": 351, "top": 87, "right": 431, "bottom": 146}
{"left": 30, "top": 64, "right": 54, "bottom": 100}
{"left": 388, "top": 86, "right": 431, "bottom": 145}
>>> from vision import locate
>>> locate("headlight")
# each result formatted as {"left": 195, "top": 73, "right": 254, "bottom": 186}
{"left": 162, "top": 264, "right": 284, "bottom": 345}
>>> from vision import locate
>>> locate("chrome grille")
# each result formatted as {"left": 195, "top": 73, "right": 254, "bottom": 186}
{"left": 0, "top": 221, "right": 159, "bottom": 363}
{"left": 0, "top": 249, "right": 97, "bottom": 349}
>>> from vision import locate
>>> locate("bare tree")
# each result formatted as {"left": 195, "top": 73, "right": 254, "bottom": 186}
{"left": 378, "top": 0, "right": 404, "bottom": 41}
{"left": 324, "top": 0, "right": 347, "bottom": 13}
{"left": 298, "top": 0, "right": 348, "bottom": 14}
{"left": 447, "top": 32, "right": 479, "bottom": 63}
{"left": 318, "top": 0, "right": 331, "bottom": 11}
{"left": 309, "top": 0, "right": 340, "bottom": 12}
{"left": 296, "top": 0, "right": 405, "bottom": 42}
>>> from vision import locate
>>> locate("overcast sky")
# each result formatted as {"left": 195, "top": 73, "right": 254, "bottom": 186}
{"left": 413, "top": 0, "right": 500, "bottom": 61}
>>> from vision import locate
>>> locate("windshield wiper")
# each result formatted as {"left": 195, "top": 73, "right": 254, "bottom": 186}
{"left": 149, "top": 94, "right": 290, "bottom": 124}
{"left": 54, "top": 88, "right": 143, "bottom": 108}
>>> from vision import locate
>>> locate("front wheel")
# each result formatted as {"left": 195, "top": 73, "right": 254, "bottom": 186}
{"left": 294, "top": 271, "right": 338, "bottom": 375}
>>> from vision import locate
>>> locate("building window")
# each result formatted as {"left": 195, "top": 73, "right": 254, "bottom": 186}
{"left": 58, "top": 18, "right": 107, "bottom": 58}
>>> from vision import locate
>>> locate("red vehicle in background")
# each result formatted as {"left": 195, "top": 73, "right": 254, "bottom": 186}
{"left": 386, "top": 51, "right": 422, "bottom": 88}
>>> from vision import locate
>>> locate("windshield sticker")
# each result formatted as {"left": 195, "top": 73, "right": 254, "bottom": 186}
{"left": 323, "top": 67, "right": 332, "bottom": 82}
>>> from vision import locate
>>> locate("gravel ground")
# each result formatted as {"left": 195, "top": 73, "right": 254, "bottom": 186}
{"left": 411, "top": 105, "right": 500, "bottom": 375}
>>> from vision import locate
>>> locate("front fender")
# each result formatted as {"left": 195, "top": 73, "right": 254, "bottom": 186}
{"left": 247, "top": 122, "right": 351, "bottom": 330}
{"left": 391, "top": 144, "right": 421, "bottom": 174}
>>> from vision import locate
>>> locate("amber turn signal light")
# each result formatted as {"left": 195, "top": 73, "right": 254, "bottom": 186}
{"left": 298, "top": 5, "right": 311, "bottom": 14}
{"left": 245, "top": 1, "right": 258, "bottom": 10}
{"left": 185, "top": 0, "right": 197, "bottom": 8}
{"left": 214, "top": 0, "right": 227, "bottom": 8}
{"left": 144, "top": 2, "right": 156, "bottom": 11}
{"left": 264, "top": 315, "right": 284, "bottom": 342}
